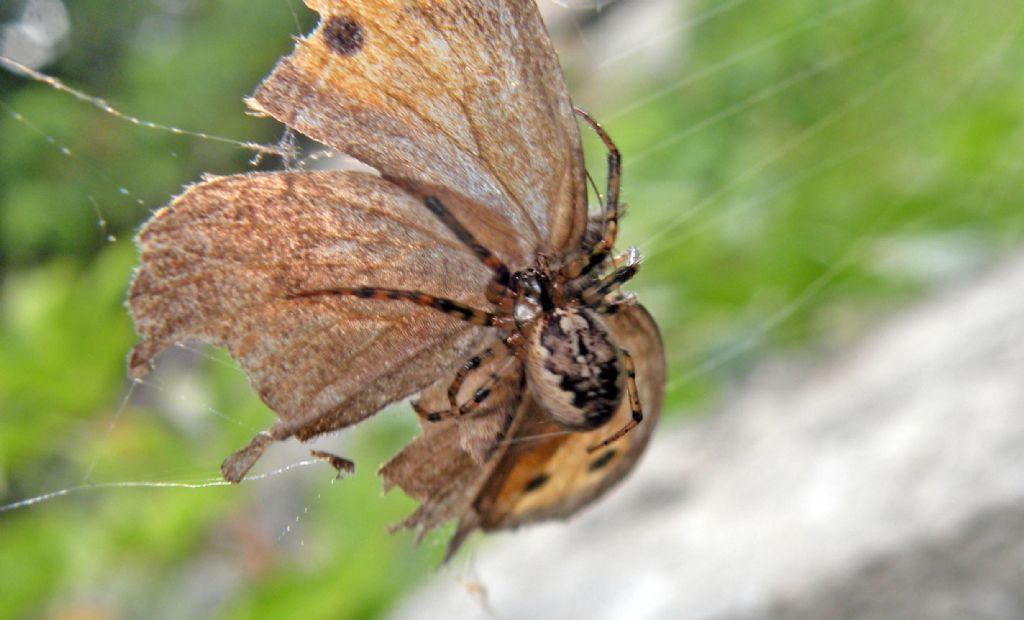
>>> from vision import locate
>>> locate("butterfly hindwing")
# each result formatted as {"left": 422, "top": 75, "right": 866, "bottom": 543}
{"left": 379, "top": 336, "right": 525, "bottom": 536}
{"left": 472, "top": 304, "right": 666, "bottom": 531}
{"left": 381, "top": 304, "right": 665, "bottom": 557}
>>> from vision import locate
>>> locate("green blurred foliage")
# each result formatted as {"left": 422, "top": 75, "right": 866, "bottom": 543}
{"left": 1, "top": 0, "right": 1022, "bottom": 618}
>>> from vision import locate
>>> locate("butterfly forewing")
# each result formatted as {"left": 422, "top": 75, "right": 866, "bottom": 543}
{"left": 129, "top": 171, "right": 492, "bottom": 441}
{"left": 248, "top": 0, "right": 588, "bottom": 264}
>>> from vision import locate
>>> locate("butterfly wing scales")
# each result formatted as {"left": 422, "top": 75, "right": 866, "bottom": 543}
{"left": 248, "top": 0, "right": 587, "bottom": 263}
{"left": 129, "top": 0, "right": 660, "bottom": 552}
{"left": 381, "top": 304, "right": 665, "bottom": 557}
{"left": 128, "top": 171, "right": 493, "bottom": 448}
{"left": 380, "top": 340, "right": 525, "bottom": 536}
{"left": 470, "top": 304, "right": 666, "bottom": 531}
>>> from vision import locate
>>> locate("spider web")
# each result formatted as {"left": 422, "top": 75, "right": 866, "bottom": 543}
{"left": 1, "top": 0, "right": 1023, "bottom": 617}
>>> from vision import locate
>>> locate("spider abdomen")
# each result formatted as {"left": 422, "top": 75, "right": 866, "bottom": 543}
{"left": 526, "top": 307, "right": 624, "bottom": 430}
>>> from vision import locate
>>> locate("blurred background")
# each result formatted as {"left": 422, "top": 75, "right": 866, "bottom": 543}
{"left": 2, "top": 0, "right": 1023, "bottom": 618}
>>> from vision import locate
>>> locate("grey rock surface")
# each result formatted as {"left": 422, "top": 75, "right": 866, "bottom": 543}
{"left": 389, "top": 255, "right": 1024, "bottom": 620}
{"left": 730, "top": 501, "right": 1024, "bottom": 620}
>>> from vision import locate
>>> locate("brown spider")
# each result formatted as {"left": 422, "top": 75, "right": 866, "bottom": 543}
{"left": 289, "top": 108, "right": 644, "bottom": 452}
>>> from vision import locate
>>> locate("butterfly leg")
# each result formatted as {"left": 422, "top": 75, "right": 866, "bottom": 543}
{"left": 562, "top": 107, "right": 622, "bottom": 280}
{"left": 587, "top": 348, "right": 642, "bottom": 452}
{"left": 287, "top": 286, "right": 511, "bottom": 327}
{"left": 309, "top": 450, "right": 356, "bottom": 479}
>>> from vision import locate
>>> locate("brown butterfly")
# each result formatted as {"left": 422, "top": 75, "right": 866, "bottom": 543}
{"left": 127, "top": 0, "right": 665, "bottom": 559}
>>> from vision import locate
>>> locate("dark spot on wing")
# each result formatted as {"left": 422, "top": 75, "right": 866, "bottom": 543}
{"left": 523, "top": 472, "right": 550, "bottom": 493}
{"left": 588, "top": 448, "right": 618, "bottom": 472}
{"left": 323, "top": 16, "right": 365, "bottom": 56}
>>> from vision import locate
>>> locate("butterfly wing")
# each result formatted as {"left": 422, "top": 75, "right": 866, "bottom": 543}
{"left": 248, "top": 0, "right": 588, "bottom": 264}
{"left": 381, "top": 304, "right": 665, "bottom": 557}
{"left": 379, "top": 339, "right": 525, "bottom": 537}
{"left": 128, "top": 171, "right": 494, "bottom": 452}
{"left": 468, "top": 304, "right": 665, "bottom": 531}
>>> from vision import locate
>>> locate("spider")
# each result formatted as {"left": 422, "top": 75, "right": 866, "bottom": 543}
{"left": 289, "top": 109, "right": 644, "bottom": 452}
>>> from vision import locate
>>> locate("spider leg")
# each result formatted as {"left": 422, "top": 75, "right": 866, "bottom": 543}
{"left": 562, "top": 107, "right": 622, "bottom": 279}
{"left": 287, "top": 286, "right": 508, "bottom": 327}
{"left": 587, "top": 348, "right": 642, "bottom": 452}
{"left": 444, "top": 345, "right": 500, "bottom": 412}
{"left": 436, "top": 333, "right": 524, "bottom": 411}
{"left": 413, "top": 352, "right": 519, "bottom": 422}
{"left": 420, "top": 194, "right": 514, "bottom": 306}
{"left": 594, "top": 291, "right": 638, "bottom": 316}
{"left": 579, "top": 248, "right": 641, "bottom": 305}
{"left": 608, "top": 248, "right": 635, "bottom": 270}
{"left": 568, "top": 246, "right": 638, "bottom": 298}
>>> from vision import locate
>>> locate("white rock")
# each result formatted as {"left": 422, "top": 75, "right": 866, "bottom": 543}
{"left": 389, "top": 255, "right": 1024, "bottom": 620}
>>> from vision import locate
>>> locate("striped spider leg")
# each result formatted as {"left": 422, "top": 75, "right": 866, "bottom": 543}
{"left": 560, "top": 107, "right": 622, "bottom": 281}
{"left": 290, "top": 110, "right": 647, "bottom": 452}
{"left": 288, "top": 193, "right": 522, "bottom": 422}
{"left": 411, "top": 332, "right": 524, "bottom": 422}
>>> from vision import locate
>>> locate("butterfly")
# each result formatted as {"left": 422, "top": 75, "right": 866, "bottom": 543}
{"left": 127, "top": 0, "right": 665, "bottom": 559}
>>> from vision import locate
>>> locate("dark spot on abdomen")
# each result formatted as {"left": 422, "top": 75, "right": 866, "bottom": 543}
{"left": 323, "top": 16, "right": 365, "bottom": 56}
{"left": 523, "top": 472, "right": 549, "bottom": 493}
